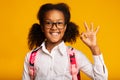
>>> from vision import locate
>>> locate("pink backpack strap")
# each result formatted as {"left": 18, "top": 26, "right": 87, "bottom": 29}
{"left": 29, "top": 47, "right": 41, "bottom": 80}
{"left": 29, "top": 46, "right": 81, "bottom": 80}
{"left": 67, "top": 46, "right": 81, "bottom": 80}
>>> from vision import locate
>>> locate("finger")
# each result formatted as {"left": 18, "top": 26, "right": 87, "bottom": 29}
{"left": 90, "top": 22, "right": 94, "bottom": 32}
{"left": 80, "top": 32, "right": 88, "bottom": 39}
{"left": 80, "top": 33, "right": 88, "bottom": 44}
{"left": 80, "top": 32, "right": 84, "bottom": 39}
{"left": 84, "top": 22, "right": 89, "bottom": 31}
{"left": 80, "top": 32, "right": 85, "bottom": 40}
{"left": 95, "top": 26, "right": 100, "bottom": 34}
{"left": 80, "top": 32, "right": 85, "bottom": 37}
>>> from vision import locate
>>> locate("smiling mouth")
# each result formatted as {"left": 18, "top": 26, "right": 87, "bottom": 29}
{"left": 50, "top": 32, "right": 60, "bottom": 36}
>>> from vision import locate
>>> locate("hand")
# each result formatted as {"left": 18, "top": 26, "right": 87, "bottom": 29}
{"left": 80, "top": 22, "right": 101, "bottom": 55}
{"left": 80, "top": 22, "right": 99, "bottom": 48}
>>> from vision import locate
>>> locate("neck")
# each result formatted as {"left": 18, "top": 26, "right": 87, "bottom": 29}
{"left": 45, "top": 40, "right": 62, "bottom": 53}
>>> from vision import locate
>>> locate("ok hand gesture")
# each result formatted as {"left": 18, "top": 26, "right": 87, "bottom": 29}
{"left": 80, "top": 22, "right": 100, "bottom": 55}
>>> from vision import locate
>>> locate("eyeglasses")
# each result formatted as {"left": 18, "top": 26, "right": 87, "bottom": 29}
{"left": 43, "top": 21, "right": 65, "bottom": 29}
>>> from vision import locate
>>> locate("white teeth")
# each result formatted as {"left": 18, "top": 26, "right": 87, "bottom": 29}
{"left": 51, "top": 33, "right": 59, "bottom": 36}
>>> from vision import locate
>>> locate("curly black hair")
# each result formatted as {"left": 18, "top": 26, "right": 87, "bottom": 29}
{"left": 28, "top": 3, "right": 79, "bottom": 50}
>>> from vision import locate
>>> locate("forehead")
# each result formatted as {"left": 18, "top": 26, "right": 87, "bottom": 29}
{"left": 44, "top": 10, "right": 65, "bottom": 21}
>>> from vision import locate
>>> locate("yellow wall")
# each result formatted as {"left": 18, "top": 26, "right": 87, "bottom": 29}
{"left": 0, "top": 0, "right": 120, "bottom": 80}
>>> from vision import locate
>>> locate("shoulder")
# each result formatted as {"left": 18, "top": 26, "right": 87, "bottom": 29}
{"left": 67, "top": 46, "right": 84, "bottom": 56}
{"left": 70, "top": 47, "right": 88, "bottom": 60}
{"left": 73, "top": 48, "right": 85, "bottom": 57}
{"left": 24, "top": 50, "right": 33, "bottom": 62}
{"left": 71, "top": 48, "right": 91, "bottom": 69}
{"left": 25, "top": 46, "right": 42, "bottom": 58}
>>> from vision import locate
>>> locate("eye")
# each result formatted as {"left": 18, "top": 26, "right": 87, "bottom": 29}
{"left": 45, "top": 22, "right": 52, "bottom": 25}
{"left": 56, "top": 22, "right": 64, "bottom": 26}
{"left": 57, "top": 22, "right": 63, "bottom": 25}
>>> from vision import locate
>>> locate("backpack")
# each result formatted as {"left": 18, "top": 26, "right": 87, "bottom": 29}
{"left": 29, "top": 46, "right": 81, "bottom": 80}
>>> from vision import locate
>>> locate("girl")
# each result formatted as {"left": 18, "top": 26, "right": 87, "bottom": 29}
{"left": 22, "top": 3, "right": 108, "bottom": 80}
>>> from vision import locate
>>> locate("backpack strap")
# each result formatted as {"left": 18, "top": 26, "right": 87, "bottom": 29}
{"left": 67, "top": 46, "right": 81, "bottom": 80}
{"left": 29, "top": 47, "right": 41, "bottom": 80}
{"left": 28, "top": 46, "right": 81, "bottom": 80}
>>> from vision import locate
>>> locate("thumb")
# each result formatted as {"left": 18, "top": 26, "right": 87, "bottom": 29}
{"left": 80, "top": 33, "right": 87, "bottom": 42}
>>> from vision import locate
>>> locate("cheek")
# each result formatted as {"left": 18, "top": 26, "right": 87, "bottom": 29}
{"left": 61, "top": 30, "right": 66, "bottom": 36}
{"left": 44, "top": 30, "right": 49, "bottom": 36}
{"left": 62, "top": 27, "right": 67, "bottom": 35}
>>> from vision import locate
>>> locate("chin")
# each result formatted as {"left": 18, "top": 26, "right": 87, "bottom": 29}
{"left": 50, "top": 39, "right": 62, "bottom": 44}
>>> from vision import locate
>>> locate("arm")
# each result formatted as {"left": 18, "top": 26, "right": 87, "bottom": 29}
{"left": 79, "top": 22, "right": 108, "bottom": 79}
{"left": 76, "top": 51, "right": 108, "bottom": 80}
{"left": 22, "top": 53, "right": 31, "bottom": 80}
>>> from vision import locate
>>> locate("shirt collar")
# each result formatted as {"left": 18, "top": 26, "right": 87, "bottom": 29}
{"left": 40, "top": 41, "right": 50, "bottom": 54}
{"left": 57, "top": 41, "right": 67, "bottom": 56}
{"left": 40, "top": 41, "right": 67, "bottom": 56}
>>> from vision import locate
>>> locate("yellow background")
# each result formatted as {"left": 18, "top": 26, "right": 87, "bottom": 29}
{"left": 0, "top": 0, "right": 120, "bottom": 80}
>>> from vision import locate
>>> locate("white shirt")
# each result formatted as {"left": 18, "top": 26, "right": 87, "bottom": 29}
{"left": 22, "top": 41, "right": 108, "bottom": 80}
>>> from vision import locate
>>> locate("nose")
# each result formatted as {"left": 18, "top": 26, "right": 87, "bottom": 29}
{"left": 51, "top": 23, "right": 58, "bottom": 29}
